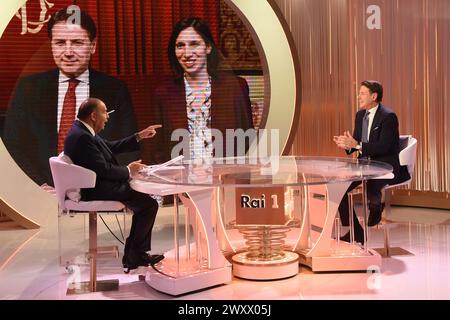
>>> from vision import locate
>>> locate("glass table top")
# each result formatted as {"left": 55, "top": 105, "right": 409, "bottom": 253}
{"left": 134, "top": 156, "right": 393, "bottom": 188}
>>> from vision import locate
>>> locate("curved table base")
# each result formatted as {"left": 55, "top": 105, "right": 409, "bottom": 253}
{"left": 130, "top": 180, "right": 232, "bottom": 295}
{"left": 145, "top": 265, "right": 232, "bottom": 296}
{"left": 144, "top": 244, "right": 232, "bottom": 295}
{"left": 232, "top": 251, "right": 299, "bottom": 280}
{"left": 298, "top": 247, "right": 381, "bottom": 272}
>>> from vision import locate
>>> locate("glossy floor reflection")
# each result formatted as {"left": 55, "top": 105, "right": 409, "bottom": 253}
{"left": 0, "top": 206, "right": 449, "bottom": 300}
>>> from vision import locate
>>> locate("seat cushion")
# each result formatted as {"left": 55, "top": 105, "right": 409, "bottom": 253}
{"left": 64, "top": 199, "right": 126, "bottom": 212}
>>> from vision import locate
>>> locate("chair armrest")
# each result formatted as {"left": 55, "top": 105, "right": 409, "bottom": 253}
{"left": 63, "top": 164, "right": 96, "bottom": 189}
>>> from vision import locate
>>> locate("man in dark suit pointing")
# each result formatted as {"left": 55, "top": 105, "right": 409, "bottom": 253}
{"left": 3, "top": 7, "right": 137, "bottom": 186}
{"left": 64, "top": 97, "right": 163, "bottom": 272}
{"left": 333, "top": 80, "right": 410, "bottom": 244}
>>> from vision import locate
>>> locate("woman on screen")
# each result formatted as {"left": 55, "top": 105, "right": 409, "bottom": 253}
{"left": 151, "top": 17, "right": 253, "bottom": 163}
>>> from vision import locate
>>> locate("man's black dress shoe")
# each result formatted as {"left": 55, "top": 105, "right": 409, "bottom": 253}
{"left": 123, "top": 253, "right": 165, "bottom": 273}
{"left": 142, "top": 254, "right": 165, "bottom": 265}
{"left": 339, "top": 231, "right": 365, "bottom": 245}
{"left": 368, "top": 203, "right": 385, "bottom": 226}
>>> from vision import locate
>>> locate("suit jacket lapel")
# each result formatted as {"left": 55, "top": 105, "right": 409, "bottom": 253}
{"left": 369, "top": 104, "right": 383, "bottom": 141}
{"left": 46, "top": 69, "right": 59, "bottom": 152}
{"left": 95, "top": 135, "right": 114, "bottom": 159}
{"left": 89, "top": 69, "right": 100, "bottom": 97}
{"left": 76, "top": 120, "right": 115, "bottom": 162}
{"left": 168, "top": 78, "right": 189, "bottom": 131}
{"left": 210, "top": 75, "right": 230, "bottom": 131}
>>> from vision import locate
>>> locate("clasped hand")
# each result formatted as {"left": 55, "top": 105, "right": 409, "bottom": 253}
{"left": 333, "top": 130, "right": 358, "bottom": 150}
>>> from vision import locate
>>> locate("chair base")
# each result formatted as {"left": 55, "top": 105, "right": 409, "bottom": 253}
{"left": 373, "top": 246, "right": 414, "bottom": 257}
{"left": 60, "top": 245, "right": 120, "bottom": 267}
{"left": 298, "top": 247, "right": 382, "bottom": 272}
{"left": 97, "top": 245, "right": 119, "bottom": 258}
{"left": 66, "top": 279, "right": 119, "bottom": 295}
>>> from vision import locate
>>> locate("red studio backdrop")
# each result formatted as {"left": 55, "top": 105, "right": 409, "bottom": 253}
{"left": 0, "top": 0, "right": 220, "bottom": 122}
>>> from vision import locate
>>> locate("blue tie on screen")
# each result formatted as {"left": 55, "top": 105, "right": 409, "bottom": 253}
{"left": 361, "top": 111, "right": 370, "bottom": 143}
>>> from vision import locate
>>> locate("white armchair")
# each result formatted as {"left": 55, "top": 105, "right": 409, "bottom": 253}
{"left": 50, "top": 154, "right": 131, "bottom": 294}
{"left": 374, "top": 135, "right": 417, "bottom": 256}
{"left": 344, "top": 135, "right": 417, "bottom": 256}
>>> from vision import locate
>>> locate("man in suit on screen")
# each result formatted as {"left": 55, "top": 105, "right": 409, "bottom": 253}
{"left": 3, "top": 6, "right": 138, "bottom": 186}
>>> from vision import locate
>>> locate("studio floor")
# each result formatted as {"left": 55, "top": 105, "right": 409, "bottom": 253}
{"left": 0, "top": 205, "right": 449, "bottom": 300}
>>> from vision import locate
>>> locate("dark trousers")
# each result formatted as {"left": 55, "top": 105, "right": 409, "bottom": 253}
{"left": 122, "top": 190, "right": 159, "bottom": 255}
{"left": 338, "top": 179, "right": 389, "bottom": 231}
{"left": 83, "top": 182, "right": 159, "bottom": 255}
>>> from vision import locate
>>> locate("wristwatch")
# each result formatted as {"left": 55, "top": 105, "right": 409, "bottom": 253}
{"left": 355, "top": 142, "right": 362, "bottom": 151}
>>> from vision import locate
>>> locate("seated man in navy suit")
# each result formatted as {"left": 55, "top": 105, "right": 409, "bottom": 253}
{"left": 333, "top": 80, "right": 410, "bottom": 244}
{"left": 64, "top": 97, "right": 163, "bottom": 272}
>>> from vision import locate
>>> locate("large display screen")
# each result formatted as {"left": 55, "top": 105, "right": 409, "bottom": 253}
{"left": 0, "top": 0, "right": 266, "bottom": 186}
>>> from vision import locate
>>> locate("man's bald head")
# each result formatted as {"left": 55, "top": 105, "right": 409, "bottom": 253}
{"left": 77, "top": 98, "right": 103, "bottom": 121}
{"left": 77, "top": 98, "right": 109, "bottom": 133}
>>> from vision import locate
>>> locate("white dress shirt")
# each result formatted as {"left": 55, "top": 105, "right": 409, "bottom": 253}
{"left": 78, "top": 119, "right": 95, "bottom": 136}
